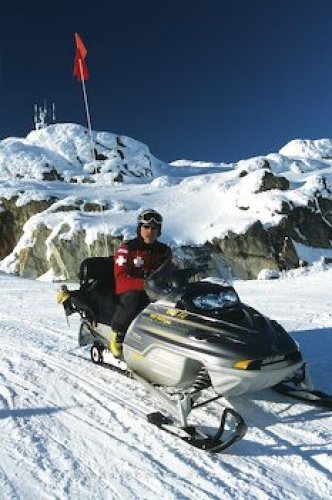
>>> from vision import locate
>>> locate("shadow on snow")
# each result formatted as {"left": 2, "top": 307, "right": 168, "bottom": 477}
{"left": 0, "top": 405, "right": 69, "bottom": 420}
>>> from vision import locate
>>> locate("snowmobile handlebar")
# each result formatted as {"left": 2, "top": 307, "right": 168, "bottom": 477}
{"left": 145, "top": 264, "right": 193, "bottom": 302}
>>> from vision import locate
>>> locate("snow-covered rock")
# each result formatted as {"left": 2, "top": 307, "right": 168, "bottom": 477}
{"left": 0, "top": 123, "right": 167, "bottom": 183}
{"left": 279, "top": 137, "right": 332, "bottom": 159}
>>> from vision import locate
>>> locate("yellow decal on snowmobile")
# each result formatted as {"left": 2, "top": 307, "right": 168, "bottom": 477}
{"left": 166, "top": 309, "right": 189, "bottom": 320}
{"left": 133, "top": 352, "right": 144, "bottom": 361}
{"left": 166, "top": 308, "right": 178, "bottom": 317}
{"left": 149, "top": 313, "right": 172, "bottom": 325}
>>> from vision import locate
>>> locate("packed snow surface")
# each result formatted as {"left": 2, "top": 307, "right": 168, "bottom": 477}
{"left": 0, "top": 266, "right": 331, "bottom": 499}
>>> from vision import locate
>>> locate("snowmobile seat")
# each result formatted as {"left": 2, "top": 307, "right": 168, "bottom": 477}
{"left": 69, "top": 257, "right": 119, "bottom": 325}
{"left": 79, "top": 256, "right": 115, "bottom": 290}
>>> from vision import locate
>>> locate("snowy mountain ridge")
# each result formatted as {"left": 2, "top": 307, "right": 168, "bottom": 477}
{"left": 0, "top": 123, "right": 331, "bottom": 280}
{"left": 1, "top": 122, "right": 332, "bottom": 185}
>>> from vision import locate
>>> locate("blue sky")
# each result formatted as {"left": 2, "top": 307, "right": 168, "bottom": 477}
{"left": 1, "top": 0, "right": 332, "bottom": 163}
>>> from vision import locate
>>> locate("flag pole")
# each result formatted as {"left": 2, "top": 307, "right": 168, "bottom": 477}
{"left": 78, "top": 58, "right": 95, "bottom": 163}
{"left": 76, "top": 45, "right": 109, "bottom": 257}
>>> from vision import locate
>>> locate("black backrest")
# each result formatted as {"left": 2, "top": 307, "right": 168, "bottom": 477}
{"left": 79, "top": 256, "right": 114, "bottom": 287}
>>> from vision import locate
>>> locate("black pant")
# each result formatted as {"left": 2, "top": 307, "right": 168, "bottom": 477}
{"left": 111, "top": 290, "right": 150, "bottom": 342}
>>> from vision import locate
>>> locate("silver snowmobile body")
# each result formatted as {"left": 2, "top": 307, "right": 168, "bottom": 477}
{"left": 65, "top": 245, "right": 332, "bottom": 452}
{"left": 122, "top": 298, "right": 303, "bottom": 397}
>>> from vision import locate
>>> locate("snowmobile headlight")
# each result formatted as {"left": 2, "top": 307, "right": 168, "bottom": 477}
{"left": 233, "top": 360, "right": 254, "bottom": 370}
{"left": 192, "top": 291, "right": 239, "bottom": 310}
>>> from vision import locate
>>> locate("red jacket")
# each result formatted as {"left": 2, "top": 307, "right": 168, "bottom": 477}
{"left": 114, "top": 237, "right": 172, "bottom": 295}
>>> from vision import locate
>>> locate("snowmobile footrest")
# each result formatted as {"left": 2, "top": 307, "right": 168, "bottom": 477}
{"left": 147, "top": 408, "right": 247, "bottom": 452}
{"left": 273, "top": 383, "right": 332, "bottom": 409}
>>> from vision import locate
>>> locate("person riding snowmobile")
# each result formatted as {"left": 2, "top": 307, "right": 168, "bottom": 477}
{"left": 57, "top": 209, "right": 172, "bottom": 358}
{"left": 110, "top": 209, "right": 172, "bottom": 357}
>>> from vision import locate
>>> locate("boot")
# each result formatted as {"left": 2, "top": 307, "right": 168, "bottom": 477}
{"left": 56, "top": 286, "right": 75, "bottom": 316}
{"left": 56, "top": 285, "right": 70, "bottom": 304}
{"left": 110, "top": 330, "right": 123, "bottom": 358}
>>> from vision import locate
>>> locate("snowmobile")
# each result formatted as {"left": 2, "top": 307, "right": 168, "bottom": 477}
{"left": 60, "top": 246, "right": 332, "bottom": 452}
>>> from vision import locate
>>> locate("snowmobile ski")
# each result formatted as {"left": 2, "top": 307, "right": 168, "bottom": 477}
{"left": 273, "top": 383, "right": 332, "bottom": 409}
{"left": 273, "top": 363, "right": 332, "bottom": 409}
{"left": 132, "top": 371, "right": 247, "bottom": 452}
{"left": 147, "top": 407, "right": 247, "bottom": 453}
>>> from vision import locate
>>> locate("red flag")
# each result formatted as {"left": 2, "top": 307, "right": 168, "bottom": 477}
{"left": 73, "top": 32, "right": 89, "bottom": 81}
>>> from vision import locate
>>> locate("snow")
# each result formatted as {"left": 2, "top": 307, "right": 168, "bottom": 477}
{"left": 279, "top": 138, "right": 332, "bottom": 159}
{"left": 0, "top": 267, "right": 331, "bottom": 499}
{"left": 294, "top": 242, "right": 332, "bottom": 265}
{"left": 0, "top": 124, "right": 331, "bottom": 276}
{"left": 0, "top": 124, "right": 331, "bottom": 497}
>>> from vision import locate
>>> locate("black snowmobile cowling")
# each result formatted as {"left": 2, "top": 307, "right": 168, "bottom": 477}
{"left": 61, "top": 245, "right": 332, "bottom": 453}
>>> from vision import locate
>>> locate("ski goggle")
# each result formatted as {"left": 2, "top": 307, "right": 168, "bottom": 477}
{"left": 138, "top": 211, "right": 162, "bottom": 225}
{"left": 141, "top": 224, "right": 159, "bottom": 231}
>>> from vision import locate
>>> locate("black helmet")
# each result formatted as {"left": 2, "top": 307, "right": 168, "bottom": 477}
{"left": 137, "top": 209, "right": 162, "bottom": 236}
{"left": 137, "top": 209, "right": 163, "bottom": 226}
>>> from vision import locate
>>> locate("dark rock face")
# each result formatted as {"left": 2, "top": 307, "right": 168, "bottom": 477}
{"left": 0, "top": 209, "right": 16, "bottom": 260}
{"left": 214, "top": 197, "right": 332, "bottom": 278}
{"left": 42, "top": 167, "right": 64, "bottom": 181}
{"left": 0, "top": 197, "right": 56, "bottom": 261}
{"left": 214, "top": 221, "right": 280, "bottom": 279}
{"left": 255, "top": 170, "right": 290, "bottom": 193}
{"left": 47, "top": 231, "right": 122, "bottom": 280}
{"left": 270, "top": 200, "right": 332, "bottom": 249}
{"left": 18, "top": 224, "right": 52, "bottom": 278}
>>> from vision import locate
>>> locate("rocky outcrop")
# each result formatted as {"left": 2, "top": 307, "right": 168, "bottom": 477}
{"left": 0, "top": 197, "right": 56, "bottom": 260}
{"left": 17, "top": 223, "right": 52, "bottom": 278}
{"left": 15, "top": 223, "right": 122, "bottom": 280}
{"left": 0, "top": 124, "right": 159, "bottom": 184}
{"left": 214, "top": 221, "right": 279, "bottom": 279}
{"left": 47, "top": 227, "right": 121, "bottom": 280}
{"left": 1, "top": 194, "right": 331, "bottom": 281}
{"left": 0, "top": 196, "right": 120, "bottom": 280}
{"left": 213, "top": 197, "right": 332, "bottom": 278}
{"left": 254, "top": 170, "right": 289, "bottom": 193}
{"left": 267, "top": 199, "right": 331, "bottom": 251}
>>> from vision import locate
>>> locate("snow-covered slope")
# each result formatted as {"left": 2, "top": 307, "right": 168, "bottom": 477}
{"left": 0, "top": 267, "right": 331, "bottom": 499}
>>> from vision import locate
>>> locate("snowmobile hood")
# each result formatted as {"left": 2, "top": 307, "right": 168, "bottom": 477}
{"left": 133, "top": 298, "right": 299, "bottom": 364}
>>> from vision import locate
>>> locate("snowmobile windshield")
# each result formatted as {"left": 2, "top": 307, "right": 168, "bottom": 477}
{"left": 145, "top": 245, "right": 233, "bottom": 302}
